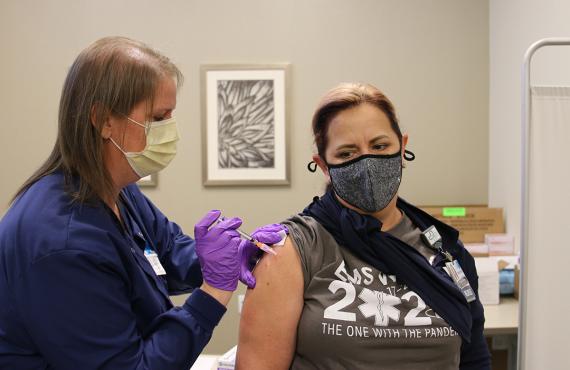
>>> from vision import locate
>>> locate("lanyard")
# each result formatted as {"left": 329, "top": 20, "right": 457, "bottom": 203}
{"left": 421, "top": 225, "right": 476, "bottom": 303}
{"left": 118, "top": 193, "right": 166, "bottom": 277}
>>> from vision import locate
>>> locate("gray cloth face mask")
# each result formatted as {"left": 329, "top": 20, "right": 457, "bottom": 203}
{"left": 328, "top": 152, "right": 402, "bottom": 213}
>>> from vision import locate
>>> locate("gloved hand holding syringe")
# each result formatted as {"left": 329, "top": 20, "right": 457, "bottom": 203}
{"left": 217, "top": 217, "right": 278, "bottom": 255}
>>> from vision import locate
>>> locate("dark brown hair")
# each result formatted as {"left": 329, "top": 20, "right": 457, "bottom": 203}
{"left": 312, "top": 82, "right": 402, "bottom": 158}
{"left": 12, "top": 36, "right": 183, "bottom": 204}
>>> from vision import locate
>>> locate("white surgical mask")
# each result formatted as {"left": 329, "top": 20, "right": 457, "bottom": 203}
{"left": 110, "top": 116, "right": 179, "bottom": 178}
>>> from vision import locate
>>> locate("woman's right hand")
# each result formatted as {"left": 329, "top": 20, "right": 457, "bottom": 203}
{"left": 194, "top": 210, "right": 243, "bottom": 294}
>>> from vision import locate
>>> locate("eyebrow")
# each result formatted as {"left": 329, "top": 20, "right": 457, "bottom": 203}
{"left": 369, "top": 134, "right": 390, "bottom": 143}
{"left": 152, "top": 107, "right": 174, "bottom": 115}
{"left": 333, "top": 135, "right": 391, "bottom": 151}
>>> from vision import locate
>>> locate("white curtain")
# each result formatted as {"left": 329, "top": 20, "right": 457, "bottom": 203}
{"left": 523, "top": 86, "right": 570, "bottom": 369}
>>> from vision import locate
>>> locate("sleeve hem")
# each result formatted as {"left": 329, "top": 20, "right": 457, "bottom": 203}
{"left": 182, "top": 289, "right": 226, "bottom": 331}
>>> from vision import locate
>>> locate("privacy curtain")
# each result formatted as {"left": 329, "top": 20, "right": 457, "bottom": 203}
{"left": 523, "top": 86, "right": 570, "bottom": 369}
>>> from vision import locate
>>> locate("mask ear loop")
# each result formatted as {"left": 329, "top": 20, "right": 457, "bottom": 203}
{"left": 404, "top": 150, "right": 415, "bottom": 161}
{"left": 307, "top": 161, "right": 318, "bottom": 172}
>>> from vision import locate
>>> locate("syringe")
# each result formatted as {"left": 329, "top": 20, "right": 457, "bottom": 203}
{"left": 217, "top": 217, "right": 278, "bottom": 255}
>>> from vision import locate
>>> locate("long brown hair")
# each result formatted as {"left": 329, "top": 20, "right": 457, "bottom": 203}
{"left": 12, "top": 36, "right": 183, "bottom": 204}
{"left": 312, "top": 82, "right": 402, "bottom": 158}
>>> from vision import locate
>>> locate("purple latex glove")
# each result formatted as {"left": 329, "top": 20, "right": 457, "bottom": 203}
{"left": 239, "top": 223, "right": 289, "bottom": 288}
{"left": 195, "top": 210, "right": 243, "bottom": 291}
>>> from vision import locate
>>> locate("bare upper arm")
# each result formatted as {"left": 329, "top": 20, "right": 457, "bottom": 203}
{"left": 236, "top": 237, "right": 304, "bottom": 370}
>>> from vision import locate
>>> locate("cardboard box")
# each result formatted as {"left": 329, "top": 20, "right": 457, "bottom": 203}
{"left": 420, "top": 206, "right": 505, "bottom": 243}
{"left": 217, "top": 345, "right": 236, "bottom": 369}
{"left": 485, "top": 234, "right": 515, "bottom": 256}
{"left": 494, "top": 255, "right": 519, "bottom": 270}
{"left": 474, "top": 257, "right": 500, "bottom": 305}
{"left": 464, "top": 243, "right": 489, "bottom": 257}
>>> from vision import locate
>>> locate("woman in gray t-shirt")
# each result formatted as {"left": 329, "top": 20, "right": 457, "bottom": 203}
{"left": 237, "top": 83, "right": 490, "bottom": 370}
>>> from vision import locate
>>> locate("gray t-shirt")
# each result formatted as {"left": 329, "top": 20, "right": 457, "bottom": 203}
{"left": 283, "top": 213, "right": 461, "bottom": 370}
{"left": 386, "top": 210, "right": 436, "bottom": 262}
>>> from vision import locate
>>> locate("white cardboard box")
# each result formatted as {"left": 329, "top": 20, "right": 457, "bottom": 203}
{"left": 485, "top": 234, "right": 515, "bottom": 256}
{"left": 464, "top": 243, "right": 489, "bottom": 257}
{"left": 474, "top": 257, "right": 500, "bottom": 305}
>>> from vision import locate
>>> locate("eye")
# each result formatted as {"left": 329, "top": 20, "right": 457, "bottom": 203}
{"left": 337, "top": 151, "right": 353, "bottom": 159}
{"left": 372, "top": 143, "right": 388, "bottom": 151}
{"left": 152, "top": 109, "right": 173, "bottom": 122}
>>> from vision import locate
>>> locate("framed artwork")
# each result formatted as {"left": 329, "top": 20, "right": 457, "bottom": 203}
{"left": 137, "top": 174, "right": 157, "bottom": 187}
{"left": 201, "top": 64, "right": 290, "bottom": 186}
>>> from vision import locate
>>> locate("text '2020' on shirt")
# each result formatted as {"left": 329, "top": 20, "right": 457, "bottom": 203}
{"left": 284, "top": 214, "right": 462, "bottom": 370}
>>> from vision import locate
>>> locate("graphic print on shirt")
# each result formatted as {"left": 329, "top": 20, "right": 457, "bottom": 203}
{"left": 321, "top": 260, "right": 459, "bottom": 340}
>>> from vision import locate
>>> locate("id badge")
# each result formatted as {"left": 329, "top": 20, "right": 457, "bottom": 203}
{"left": 144, "top": 247, "right": 166, "bottom": 276}
{"left": 445, "top": 260, "right": 476, "bottom": 303}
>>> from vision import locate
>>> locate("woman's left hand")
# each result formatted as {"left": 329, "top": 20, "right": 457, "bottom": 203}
{"left": 239, "top": 224, "right": 289, "bottom": 288}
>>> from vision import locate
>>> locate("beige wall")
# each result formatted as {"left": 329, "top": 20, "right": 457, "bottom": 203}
{"left": 0, "top": 0, "right": 489, "bottom": 354}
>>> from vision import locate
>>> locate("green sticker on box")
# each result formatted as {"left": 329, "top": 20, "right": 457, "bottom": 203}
{"left": 442, "top": 207, "right": 466, "bottom": 217}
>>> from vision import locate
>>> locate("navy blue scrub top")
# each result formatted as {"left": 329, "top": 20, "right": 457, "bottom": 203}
{"left": 0, "top": 172, "right": 225, "bottom": 369}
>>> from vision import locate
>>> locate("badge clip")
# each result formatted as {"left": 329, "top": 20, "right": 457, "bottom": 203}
{"left": 421, "top": 225, "right": 443, "bottom": 251}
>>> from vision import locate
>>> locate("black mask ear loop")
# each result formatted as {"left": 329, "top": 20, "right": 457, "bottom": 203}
{"left": 307, "top": 161, "right": 318, "bottom": 172}
{"left": 308, "top": 158, "right": 336, "bottom": 194}
{"left": 402, "top": 149, "right": 415, "bottom": 168}
{"left": 404, "top": 149, "right": 415, "bottom": 161}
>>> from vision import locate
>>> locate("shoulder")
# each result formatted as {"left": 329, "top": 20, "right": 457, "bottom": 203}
{"left": 281, "top": 214, "right": 341, "bottom": 287}
{"left": 6, "top": 173, "right": 71, "bottom": 223}
{"left": 1, "top": 174, "right": 72, "bottom": 259}
{"left": 245, "top": 237, "right": 304, "bottom": 322}
{"left": 254, "top": 237, "right": 303, "bottom": 287}
{"left": 245, "top": 237, "right": 304, "bottom": 314}
{"left": 283, "top": 214, "right": 336, "bottom": 252}
{"left": 282, "top": 214, "right": 317, "bottom": 234}
{"left": 1, "top": 174, "right": 124, "bottom": 268}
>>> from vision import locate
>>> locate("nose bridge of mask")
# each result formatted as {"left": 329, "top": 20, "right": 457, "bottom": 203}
{"left": 121, "top": 116, "right": 179, "bottom": 154}
{"left": 370, "top": 155, "right": 400, "bottom": 206}
{"left": 145, "top": 117, "right": 179, "bottom": 146}
{"left": 364, "top": 157, "right": 378, "bottom": 203}
{"left": 112, "top": 116, "right": 180, "bottom": 178}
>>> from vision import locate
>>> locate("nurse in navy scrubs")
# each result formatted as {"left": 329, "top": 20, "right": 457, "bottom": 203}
{"left": 0, "top": 36, "right": 282, "bottom": 370}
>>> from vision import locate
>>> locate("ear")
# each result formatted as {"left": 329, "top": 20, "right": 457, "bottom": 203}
{"left": 312, "top": 153, "right": 330, "bottom": 182}
{"left": 401, "top": 133, "right": 409, "bottom": 167}
{"left": 90, "top": 104, "right": 113, "bottom": 140}
{"left": 401, "top": 133, "right": 409, "bottom": 151}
